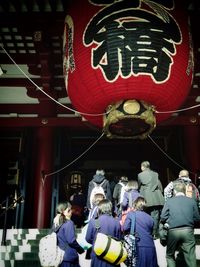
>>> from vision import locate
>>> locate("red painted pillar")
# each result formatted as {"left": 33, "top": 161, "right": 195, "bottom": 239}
{"left": 183, "top": 125, "right": 200, "bottom": 183}
{"left": 33, "top": 126, "right": 54, "bottom": 228}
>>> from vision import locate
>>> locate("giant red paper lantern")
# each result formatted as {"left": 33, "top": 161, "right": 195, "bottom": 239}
{"left": 63, "top": 0, "right": 193, "bottom": 139}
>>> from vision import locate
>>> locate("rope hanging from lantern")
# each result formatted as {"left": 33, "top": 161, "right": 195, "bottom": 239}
{"left": 0, "top": 45, "right": 111, "bottom": 117}
{"left": 155, "top": 104, "right": 200, "bottom": 114}
{"left": 148, "top": 135, "right": 190, "bottom": 172}
{"left": 148, "top": 135, "right": 197, "bottom": 177}
{"left": 42, "top": 132, "right": 197, "bottom": 180}
{"left": 42, "top": 132, "right": 104, "bottom": 183}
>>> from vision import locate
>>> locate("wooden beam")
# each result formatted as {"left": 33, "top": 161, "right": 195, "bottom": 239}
{"left": 0, "top": 115, "right": 199, "bottom": 128}
{"left": 0, "top": 117, "right": 88, "bottom": 127}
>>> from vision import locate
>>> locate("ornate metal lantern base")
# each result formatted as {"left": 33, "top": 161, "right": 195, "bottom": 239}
{"left": 103, "top": 100, "right": 156, "bottom": 139}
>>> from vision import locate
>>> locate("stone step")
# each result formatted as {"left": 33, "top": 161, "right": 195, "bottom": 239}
{"left": 0, "top": 260, "right": 41, "bottom": 267}
{"left": 0, "top": 228, "right": 48, "bottom": 264}
{"left": 0, "top": 244, "right": 31, "bottom": 253}
{"left": 0, "top": 228, "right": 200, "bottom": 267}
{"left": 0, "top": 244, "right": 39, "bottom": 254}
{"left": 0, "top": 251, "right": 39, "bottom": 261}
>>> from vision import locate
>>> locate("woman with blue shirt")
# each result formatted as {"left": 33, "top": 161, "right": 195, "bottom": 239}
{"left": 53, "top": 202, "right": 84, "bottom": 267}
{"left": 123, "top": 197, "right": 158, "bottom": 267}
{"left": 86, "top": 199, "right": 122, "bottom": 267}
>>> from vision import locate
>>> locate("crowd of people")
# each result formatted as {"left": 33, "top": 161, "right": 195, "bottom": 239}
{"left": 51, "top": 161, "right": 200, "bottom": 267}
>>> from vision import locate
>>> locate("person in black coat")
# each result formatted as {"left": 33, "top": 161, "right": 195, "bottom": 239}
{"left": 138, "top": 161, "right": 164, "bottom": 238}
{"left": 160, "top": 182, "right": 200, "bottom": 267}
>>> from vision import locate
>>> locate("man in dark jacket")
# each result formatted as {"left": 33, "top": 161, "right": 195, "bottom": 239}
{"left": 138, "top": 161, "right": 164, "bottom": 238}
{"left": 160, "top": 181, "right": 200, "bottom": 267}
{"left": 86, "top": 169, "right": 112, "bottom": 210}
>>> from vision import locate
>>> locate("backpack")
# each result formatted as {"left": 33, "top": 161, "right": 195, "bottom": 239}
{"left": 185, "top": 183, "right": 199, "bottom": 201}
{"left": 90, "top": 180, "right": 106, "bottom": 208}
{"left": 185, "top": 183, "right": 193, "bottom": 198}
{"left": 173, "top": 180, "right": 199, "bottom": 202}
{"left": 38, "top": 227, "right": 65, "bottom": 267}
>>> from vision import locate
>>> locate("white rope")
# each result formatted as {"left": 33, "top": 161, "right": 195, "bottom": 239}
{"left": 0, "top": 45, "right": 110, "bottom": 117}
{"left": 43, "top": 132, "right": 104, "bottom": 179}
{"left": 148, "top": 135, "right": 196, "bottom": 175}
{"left": 1, "top": 45, "right": 200, "bottom": 117}
{"left": 155, "top": 104, "right": 200, "bottom": 114}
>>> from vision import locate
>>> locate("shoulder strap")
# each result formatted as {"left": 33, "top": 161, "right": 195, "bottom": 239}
{"left": 53, "top": 223, "right": 64, "bottom": 234}
{"left": 88, "top": 206, "right": 98, "bottom": 220}
{"left": 95, "top": 218, "right": 100, "bottom": 231}
{"left": 130, "top": 212, "right": 136, "bottom": 235}
{"left": 128, "top": 192, "right": 132, "bottom": 207}
{"left": 93, "top": 181, "right": 97, "bottom": 187}
{"left": 100, "top": 179, "right": 106, "bottom": 186}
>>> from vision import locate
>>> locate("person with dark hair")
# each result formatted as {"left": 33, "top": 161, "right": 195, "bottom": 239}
{"left": 119, "top": 180, "right": 142, "bottom": 227}
{"left": 121, "top": 180, "right": 142, "bottom": 211}
{"left": 123, "top": 196, "right": 158, "bottom": 267}
{"left": 138, "top": 161, "right": 164, "bottom": 238}
{"left": 86, "top": 169, "right": 112, "bottom": 210}
{"left": 87, "top": 193, "right": 105, "bottom": 222}
{"left": 85, "top": 199, "right": 122, "bottom": 267}
{"left": 70, "top": 187, "right": 86, "bottom": 228}
{"left": 113, "top": 175, "right": 128, "bottom": 216}
{"left": 160, "top": 181, "right": 200, "bottom": 267}
{"left": 52, "top": 202, "right": 84, "bottom": 267}
{"left": 84, "top": 193, "right": 106, "bottom": 260}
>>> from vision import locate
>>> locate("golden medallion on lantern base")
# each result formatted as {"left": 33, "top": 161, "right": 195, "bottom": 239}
{"left": 103, "top": 100, "right": 156, "bottom": 139}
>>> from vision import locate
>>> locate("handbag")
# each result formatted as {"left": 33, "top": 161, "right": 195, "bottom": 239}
{"left": 39, "top": 224, "right": 67, "bottom": 267}
{"left": 123, "top": 212, "right": 137, "bottom": 267}
{"left": 93, "top": 219, "right": 127, "bottom": 265}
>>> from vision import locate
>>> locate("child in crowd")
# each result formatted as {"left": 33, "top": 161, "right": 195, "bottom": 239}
{"left": 53, "top": 202, "right": 84, "bottom": 267}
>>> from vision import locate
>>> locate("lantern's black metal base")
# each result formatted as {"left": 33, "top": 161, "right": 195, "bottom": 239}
{"left": 103, "top": 99, "right": 156, "bottom": 139}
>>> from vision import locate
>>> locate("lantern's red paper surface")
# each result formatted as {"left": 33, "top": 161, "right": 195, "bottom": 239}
{"left": 63, "top": 0, "right": 193, "bottom": 130}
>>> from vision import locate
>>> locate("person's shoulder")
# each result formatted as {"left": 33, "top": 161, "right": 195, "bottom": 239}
{"left": 89, "top": 179, "right": 94, "bottom": 185}
{"left": 123, "top": 190, "right": 129, "bottom": 196}
{"left": 138, "top": 171, "right": 143, "bottom": 177}
{"left": 144, "top": 212, "right": 154, "bottom": 223}
{"left": 114, "top": 182, "right": 121, "bottom": 187}
{"left": 165, "top": 181, "right": 173, "bottom": 188}
{"left": 163, "top": 195, "right": 175, "bottom": 205}
{"left": 186, "top": 195, "right": 198, "bottom": 204}
{"left": 103, "top": 179, "right": 110, "bottom": 185}
{"left": 170, "top": 195, "right": 189, "bottom": 203}
{"left": 64, "top": 219, "right": 74, "bottom": 227}
{"left": 127, "top": 211, "right": 137, "bottom": 220}
{"left": 164, "top": 181, "right": 174, "bottom": 191}
{"left": 140, "top": 210, "right": 153, "bottom": 218}
{"left": 151, "top": 170, "right": 158, "bottom": 176}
